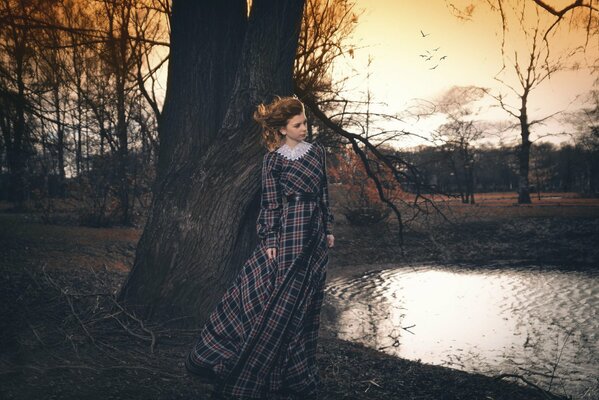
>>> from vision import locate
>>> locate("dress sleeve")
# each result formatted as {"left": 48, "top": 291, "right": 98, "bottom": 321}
{"left": 256, "top": 151, "right": 282, "bottom": 249}
{"left": 319, "top": 143, "right": 335, "bottom": 235}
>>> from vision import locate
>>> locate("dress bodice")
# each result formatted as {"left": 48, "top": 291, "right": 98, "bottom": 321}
{"left": 257, "top": 141, "right": 334, "bottom": 250}
{"left": 274, "top": 141, "right": 324, "bottom": 197}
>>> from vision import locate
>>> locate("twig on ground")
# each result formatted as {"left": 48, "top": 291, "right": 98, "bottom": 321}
{"left": 495, "top": 373, "right": 569, "bottom": 400}
{"left": 87, "top": 264, "right": 158, "bottom": 353}
{"left": 64, "top": 291, "right": 96, "bottom": 344}
{"left": 108, "top": 296, "right": 157, "bottom": 353}
{"left": 549, "top": 329, "right": 573, "bottom": 391}
{"left": 402, "top": 324, "right": 416, "bottom": 335}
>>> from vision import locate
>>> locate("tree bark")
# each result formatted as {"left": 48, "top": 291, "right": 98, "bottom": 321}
{"left": 9, "top": 34, "right": 28, "bottom": 206}
{"left": 118, "top": 0, "right": 305, "bottom": 327}
{"left": 518, "top": 97, "right": 532, "bottom": 204}
{"left": 53, "top": 82, "right": 66, "bottom": 196}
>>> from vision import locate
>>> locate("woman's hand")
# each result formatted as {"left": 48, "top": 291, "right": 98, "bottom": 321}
{"left": 327, "top": 234, "right": 335, "bottom": 248}
{"left": 266, "top": 247, "right": 277, "bottom": 260}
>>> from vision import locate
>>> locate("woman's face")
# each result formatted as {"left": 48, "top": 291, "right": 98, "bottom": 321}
{"left": 282, "top": 113, "right": 308, "bottom": 144}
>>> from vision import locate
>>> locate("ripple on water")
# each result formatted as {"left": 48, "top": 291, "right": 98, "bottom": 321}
{"left": 323, "top": 264, "right": 599, "bottom": 399}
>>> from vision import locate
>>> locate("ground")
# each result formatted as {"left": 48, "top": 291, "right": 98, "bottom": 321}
{"left": 2, "top": 192, "right": 597, "bottom": 400}
{"left": 328, "top": 191, "right": 599, "bottom": 276}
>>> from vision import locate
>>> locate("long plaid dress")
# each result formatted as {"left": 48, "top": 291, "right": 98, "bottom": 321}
{"left": 187, "top": 140, "right": 334, "bottom": 399}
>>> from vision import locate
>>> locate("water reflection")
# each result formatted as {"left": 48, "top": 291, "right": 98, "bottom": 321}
{"left": 322, "top": 265, "right": 599, "bottom": 398}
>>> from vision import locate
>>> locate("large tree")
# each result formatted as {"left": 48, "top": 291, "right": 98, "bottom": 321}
{"left": 118, "top": 0, "right": 305, "bottom": 326}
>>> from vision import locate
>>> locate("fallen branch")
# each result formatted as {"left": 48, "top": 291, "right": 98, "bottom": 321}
{"left": 108, "top": 296, "right": 157, "bottom": 353}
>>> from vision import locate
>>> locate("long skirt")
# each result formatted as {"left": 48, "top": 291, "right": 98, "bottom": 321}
{"left": 186, "top": 200, "right": 329, "bottom": 399}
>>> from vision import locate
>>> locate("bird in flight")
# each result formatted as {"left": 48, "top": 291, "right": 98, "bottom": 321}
{"left": 440, "top": 55, "right": 448, "bottom": 60}
{"left": 420, "top": 30, "right": 429, "bottom": 37}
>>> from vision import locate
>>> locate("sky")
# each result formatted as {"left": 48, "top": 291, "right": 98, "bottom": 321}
{"left": 333, "top": 0, "right": 598, "bottom": 148}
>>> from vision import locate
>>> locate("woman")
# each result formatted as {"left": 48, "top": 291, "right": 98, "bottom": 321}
{"left": 186, "top": 96, "right": 335, "bottom": 400}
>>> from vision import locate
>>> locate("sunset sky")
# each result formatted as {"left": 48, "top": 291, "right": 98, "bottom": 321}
{"left": 333, "top": 0, "right": 598, "bottom": 147}
{"left": 152, "top": 1, "right": 598, "bottom": 148}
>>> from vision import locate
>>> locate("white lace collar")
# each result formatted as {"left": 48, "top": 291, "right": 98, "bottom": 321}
{"left": 276, "top": 140, "right": 312, "bottom": 161}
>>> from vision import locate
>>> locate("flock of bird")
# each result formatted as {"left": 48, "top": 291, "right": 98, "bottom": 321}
{"left": 419, "top": 30, "right": 447, "bottom": 70}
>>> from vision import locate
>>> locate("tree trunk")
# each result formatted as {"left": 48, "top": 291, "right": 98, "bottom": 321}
{"left": 116, "top": 75, "right": 130, "bottom": 224}
{"left": 118, "top": 0, "right": 305, "bottom": 327}
{"left": 72, "top": 36, "right": 83, "bottom": 177}
{"left": 467, "top": 165, "right": 475, "bottom": 204}
{"left": 9, "top": 39, "right": 28, "bottom": 206}
{"left": 53, "top": 83, "right": 66, "bottom": 196}
{"left": 464, "top": 147, "right": 475, "bottom": 205}
{"left": 112, "top": 1, "right": 132, "bottom": 225}
{"left": 76, "top": 94, "right": 83, "bottom": 176}
{"left": 518, "top": 102, "right": 532, "bottom": 204}
{"left": 446, "top": 151, "right": 464, "bottom": 202}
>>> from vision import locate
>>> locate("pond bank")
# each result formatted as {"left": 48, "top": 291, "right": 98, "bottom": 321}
{"left": 327, "top": 211, "right": 599, "bottom": 276}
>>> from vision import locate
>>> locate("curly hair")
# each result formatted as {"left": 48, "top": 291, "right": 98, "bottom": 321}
{"left": 253, "top": 96, "right": 305, "bottom": 151}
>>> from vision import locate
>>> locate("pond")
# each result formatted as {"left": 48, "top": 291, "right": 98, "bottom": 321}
{"left": 322, "top": 264, "right": 599, "bottom": 399}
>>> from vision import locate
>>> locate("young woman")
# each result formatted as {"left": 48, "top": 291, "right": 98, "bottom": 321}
{"left": 186, "top": 96, "right": 335, "bottom": 399}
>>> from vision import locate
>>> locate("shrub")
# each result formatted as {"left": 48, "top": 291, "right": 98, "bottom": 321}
{"left": 328, "top": 145, "right": 399, "bottom": 225}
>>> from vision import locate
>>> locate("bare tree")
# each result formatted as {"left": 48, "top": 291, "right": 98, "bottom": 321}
{"left": 493, "top": 24, "right": 565, "bottom": 204}
{"left": 431, "top": 86, "right": 488, "bottom": 204}
{"left": 486, "top": 3, "right": 584, "bottom": 203}
{"left": 130, "top": 0, "right": 169, "bottom": 133}
{"left": 448, "top": 0, "right": 598, "bottom": 203}
{"left": 70, "top": 0, "right": 167, "bottom": 223}
{"left": 293, "top": 0, "right": 361, "bottom": 147}
{"left": 294, "top": 0, "right": 358, "bottom": 100}
{"left": 528, "top": 0, "right": 599, "bottom": 41}
{"left": 35, "top": 5, "right": 71, "bottom": 195}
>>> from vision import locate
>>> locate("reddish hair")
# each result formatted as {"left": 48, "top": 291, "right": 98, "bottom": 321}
{"left": 253, "top": 96, "right": 305, "bottom": 151}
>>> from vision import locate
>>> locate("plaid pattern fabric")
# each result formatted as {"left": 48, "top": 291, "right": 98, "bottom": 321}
{"left": 187, "top": 141, "right": 334, "bottom": 399}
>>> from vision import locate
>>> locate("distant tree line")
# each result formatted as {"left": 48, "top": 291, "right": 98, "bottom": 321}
{"left": 392, "top": 140, "right": 599, "bottom": 202}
